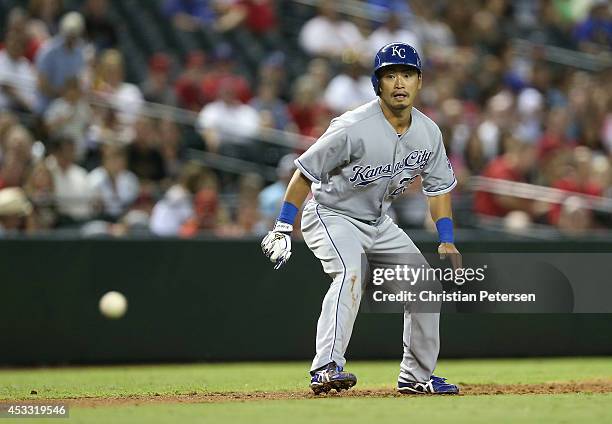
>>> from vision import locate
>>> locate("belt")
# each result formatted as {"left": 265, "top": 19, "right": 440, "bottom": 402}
{"left": 353, "top": 216, "right": 378, "bottom": 226}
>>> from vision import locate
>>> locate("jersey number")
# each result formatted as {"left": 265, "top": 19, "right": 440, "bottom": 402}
{"left": 387, "top": 176, "right": 417, "bottom": 199}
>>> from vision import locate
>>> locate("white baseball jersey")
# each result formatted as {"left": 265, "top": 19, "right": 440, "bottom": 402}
{"left": 295, "top": 99, "right": 456, "bottom": 222}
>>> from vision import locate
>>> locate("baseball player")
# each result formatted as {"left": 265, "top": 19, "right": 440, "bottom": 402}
{"left": 261, "top": 43, "right": 460, "bottom": 395}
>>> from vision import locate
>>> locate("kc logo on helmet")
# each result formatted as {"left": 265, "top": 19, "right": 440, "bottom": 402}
{"left": 391, "top": 45, "right": 406, "bottom": 58}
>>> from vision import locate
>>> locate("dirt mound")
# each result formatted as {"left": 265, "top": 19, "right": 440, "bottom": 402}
{"left": 47, "top": 379, "right": 612, "bottom": 407}
{"left": 461, "top": 380, "right": 612, "bottom": 395}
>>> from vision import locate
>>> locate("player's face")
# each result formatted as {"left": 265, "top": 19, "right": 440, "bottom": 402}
{"left": 378, "top": 65, "right": 422, "bottom": 110}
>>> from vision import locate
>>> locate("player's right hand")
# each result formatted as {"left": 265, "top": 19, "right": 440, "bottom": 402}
{"left": 261, "top": 221, "right": 293, "bottom": 270}
{"left": 438, "top": 242, "right": 462, "bottom": 271}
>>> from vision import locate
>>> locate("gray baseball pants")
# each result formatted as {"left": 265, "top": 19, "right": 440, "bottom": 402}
{"left": 301, "top": 200, "right": 440, "bottom": 383}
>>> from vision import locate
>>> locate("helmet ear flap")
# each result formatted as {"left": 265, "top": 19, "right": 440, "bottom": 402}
{"left": 371, "top": 72, "right": 379, "bottom": 96}
{"left": 372, "top": 70, "right": 382, "bottom": 96}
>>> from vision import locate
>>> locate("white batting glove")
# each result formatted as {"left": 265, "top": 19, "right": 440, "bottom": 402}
{"left": 261, "top": 221, "right": 293, "bottom": 270}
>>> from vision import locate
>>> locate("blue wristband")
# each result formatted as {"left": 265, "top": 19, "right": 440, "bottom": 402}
{"left": 278, "top": 201, "right": 299, "bottom": 225}
{"left": 435, "top": 217, "right": 454, "bottom": 243}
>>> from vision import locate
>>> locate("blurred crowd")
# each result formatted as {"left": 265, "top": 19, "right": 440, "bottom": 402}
{"left": 0, "top": 0, "right": 611, "bottom": 238}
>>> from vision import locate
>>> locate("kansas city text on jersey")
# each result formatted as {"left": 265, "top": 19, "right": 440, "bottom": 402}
{"left": 349, "top": 149, "right": 433, "bottom": 187}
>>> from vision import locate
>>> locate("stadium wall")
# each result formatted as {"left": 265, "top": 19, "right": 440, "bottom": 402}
{"left": 1, "top": 239, "right": 611, "bottom": 364}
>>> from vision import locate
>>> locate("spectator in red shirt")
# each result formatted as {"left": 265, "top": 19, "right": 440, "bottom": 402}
{"left": 548, "top": 146, "right": 602, "bottom": 225}
{"left": 174, "top": 50, "right": 207, "bottom": 111}
{"left": 538, "top": 107, "right": 575, "bottom": 160}
{"left": 241, "top": 0, "right": 277, "bottom": 34}
{"left": 215, "top": 0, "right": 277, "bottom": 35}
{"left": 474, "top": 138, "right": 536, "bottom": 217}
{"left": 287, "top": 76, "right": 331, "bottom": 140}
{"left": 200, "top": 44, "right": 252, "bottom": 104}
{"left": 179, "top": 187, "right": 220, "bottom": 237}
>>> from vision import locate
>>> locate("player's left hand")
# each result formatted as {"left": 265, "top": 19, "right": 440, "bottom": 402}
{"left": 438, "top": 243, "right": 462, "bottom": 270}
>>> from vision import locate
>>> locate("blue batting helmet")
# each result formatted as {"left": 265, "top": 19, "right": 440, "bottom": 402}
{"left": 371, "top": 42, "right": 422, "bottom": 95}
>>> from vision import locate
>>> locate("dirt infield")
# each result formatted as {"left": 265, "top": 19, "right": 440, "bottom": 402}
{"left": 38, "top": 380, "right": 612, "bottom": 408}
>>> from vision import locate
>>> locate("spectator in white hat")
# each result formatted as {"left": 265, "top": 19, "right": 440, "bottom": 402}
{"left": 0, "top": 187, "right": 32, "bottom": 235}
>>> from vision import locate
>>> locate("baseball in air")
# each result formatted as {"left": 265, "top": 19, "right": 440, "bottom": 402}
{"left": 99, "top": 291, "right": 128, "bottom": 319}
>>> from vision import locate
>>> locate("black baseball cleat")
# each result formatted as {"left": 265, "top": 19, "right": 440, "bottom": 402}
{"left": 397, "top": 375, "right": 459, "bottom": 395}
{"left": 309, "top": 362, "right": 357, "bottom": 395}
